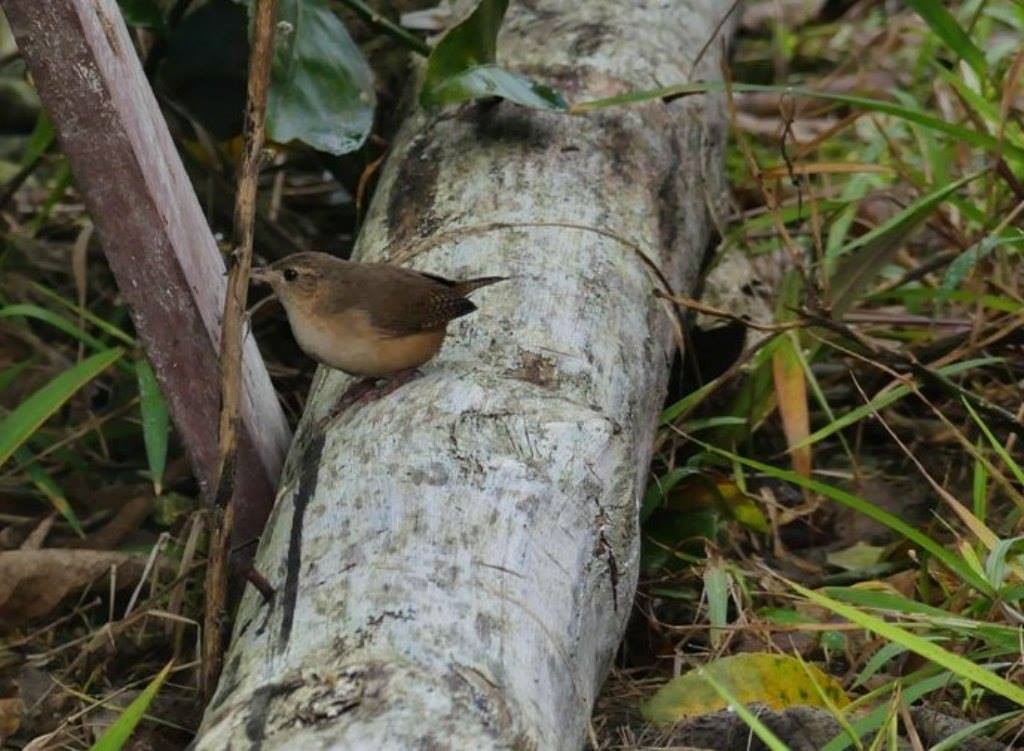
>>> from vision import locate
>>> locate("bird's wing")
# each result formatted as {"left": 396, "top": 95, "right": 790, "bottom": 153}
{"left": 341, "top": 264, "right": 476, "bottom": 336}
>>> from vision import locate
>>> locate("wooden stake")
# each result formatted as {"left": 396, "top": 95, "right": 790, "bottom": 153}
{"left": 201, "top": 0, "right": 281, "bottom": 701}
{"left": 0, "top": 0, "right": 290, "bottom": 545}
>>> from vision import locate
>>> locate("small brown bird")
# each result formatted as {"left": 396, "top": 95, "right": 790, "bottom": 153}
{"left": 251, "top": 251, "right": 504, "bottom": 410}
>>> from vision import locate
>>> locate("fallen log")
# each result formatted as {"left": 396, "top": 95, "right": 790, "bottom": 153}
{"left": 197, "top": 0, "right": 734, "bottom": 747}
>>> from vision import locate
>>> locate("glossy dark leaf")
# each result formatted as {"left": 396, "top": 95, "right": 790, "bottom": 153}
{"left": 268, "top": 0, "right": 377, "bottom": 154}
{"left": 158, "top": 0, "right": 249, "bottom": 140}
{"left": 158, "top": 0, "right": 376, "bottom": 153}
{"left": 420, "top": 0, "right": 566, "bottom": 110}
{"left": 117, "top": 0, "right": 166, "bottom": 32}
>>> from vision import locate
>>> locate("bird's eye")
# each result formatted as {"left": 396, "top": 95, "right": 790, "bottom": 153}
{"left": 283, "top": 268, "right": 298, "bottom": 282}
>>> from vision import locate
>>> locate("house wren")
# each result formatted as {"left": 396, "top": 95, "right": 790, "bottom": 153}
{"left": 251, "top": 251, "right": 504, "bottom": 410}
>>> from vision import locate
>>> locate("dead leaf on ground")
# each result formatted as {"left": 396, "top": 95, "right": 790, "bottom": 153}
{"left": 55, "top": 495, "right": 152, "bottom": 550}
{"left": 0, "top": 549, "right": 146, "bottom": 624}
{"left": 0, "top": 696, "right": 24, "bottom": 742}
{"left": 20, "top": 514, "right": 56, "bottom": 551}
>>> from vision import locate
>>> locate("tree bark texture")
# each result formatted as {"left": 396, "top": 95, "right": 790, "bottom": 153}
{"left": 197, "top": 1, "right": 734, "bottom": 747}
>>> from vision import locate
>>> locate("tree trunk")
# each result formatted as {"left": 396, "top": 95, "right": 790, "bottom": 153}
{"left": 196, "top": 1, "right": 734, "bottom": 748}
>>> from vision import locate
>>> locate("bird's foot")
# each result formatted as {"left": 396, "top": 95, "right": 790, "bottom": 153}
{"left": 318, "top": 378, "right": 377, "bottom": 426}
{"left": 321, "top": 369, "right": 423, "bottom": 425}
{"left": 354, "top": 368, "right": 423, "bottom": 405}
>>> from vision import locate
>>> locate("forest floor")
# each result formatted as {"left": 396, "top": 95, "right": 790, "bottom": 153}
{"left": 1, "top": 0, "right": 1023, "bottom": 749}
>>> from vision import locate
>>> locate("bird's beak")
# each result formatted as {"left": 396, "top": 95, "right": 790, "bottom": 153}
{"left": 250, "top": 267, "right": 272, "bottom": 285}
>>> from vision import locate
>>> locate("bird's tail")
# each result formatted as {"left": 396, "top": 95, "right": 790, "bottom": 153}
{"left": 454, "top": 276, "right": 507, "bottom": 296}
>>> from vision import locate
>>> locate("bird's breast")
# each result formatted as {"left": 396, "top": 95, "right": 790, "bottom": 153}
{"left": 288, "top": 307, "right": 445, "bottom": 377}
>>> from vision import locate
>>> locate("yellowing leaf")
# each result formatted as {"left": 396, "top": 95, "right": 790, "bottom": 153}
{"left": 827, "top": 541, "right": 886, "bottom": 571}
{"left": 773, "top": 332, "right": 811, "bottom": 477}
{"left": 642, "top": 652, "right": 850, "bottom": 724}
{"left": 667, "top": 472, "right": 769, "bottom": 533}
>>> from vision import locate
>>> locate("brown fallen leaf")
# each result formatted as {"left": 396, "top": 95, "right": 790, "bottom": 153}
{"left": 20, "top": 514, "right": 56, "bottom": 551}
{"left": 0, "top": 549, "right": 146, "bottom": 624}
{"left": 0, "top": 697, "right": 24, "bottom": 742}
{"left": 54, "top": 495, "right": 152, "bottom": 550}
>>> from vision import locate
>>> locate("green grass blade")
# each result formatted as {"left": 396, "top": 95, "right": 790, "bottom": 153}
{"left": 941, "top": 235, "right": 1024, "bottom": 298}
{"left": 829, "top": 172, "right": 983, "bottom": 315}
{"left": 0, "top": 303, "right": 109, "bottom": 351}
{"left": 962, "top": 397, "right": 1024, "bottom": 487}
{"left": 789, "top": 582, "right": 1024, "bottom": 707}
{"left": 699, "top": 667, "right": 791, "bottom": 751}
{"left": 704, "top": 560, "right": 730, "bottom": 649}
{"left": 822, "top": 672, "right": 954, "bottom": 751}
{"left": 661, "top": 368, "right": 734, "bottom": 424}
{"left": 972, "top": 446, "right": 989, "bottom": 521}
{"left": 135, "top": 359, "right": 169, "bottom": 495}
{"left": 929, "top": 710, "right": 1022, "bottom": 751}
{"left": 15, "top": 446, "right": 84, "bottom": 537}
{"left": 790, "top": 357, "right": 1001, "bottom": 451}
{"left": 29, "top": 282, "right": 135, "bottom": 345}
{"left": 0, "top": 361, "right": 34, "bottom": 393}
{"left": 21, "top": 112, "right": 54, "bottom": 167}
{"left": 694, "top": 440, "right": 993, "bottom": 594}
{"left": 571, "top": 83, "right": 1024, "bottom": 160}
{"left": 879, "top": 287, "right": 1023, "bottom": 313}
{"left": 904, "top": 0, "right": 987, "bottom": 79}
{"left": 0, "top": 348, "right": 124, "bottom": 469}
{"left": 89, "top": 661, "right": 172, "bottom": 751}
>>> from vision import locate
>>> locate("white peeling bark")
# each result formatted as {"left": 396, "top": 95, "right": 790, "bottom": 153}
{"left": 197, "top": 1, "right": 734, "bottom": 748}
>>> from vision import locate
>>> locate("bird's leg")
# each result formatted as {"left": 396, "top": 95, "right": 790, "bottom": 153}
{"left": 354, "top": 367, "right": 423, "bottom": 405}
{"left": 322, "top": 369, "right": 424, "bottom": 424}
{"left": 333, "top": 377, "right": 380, "bottom": 413}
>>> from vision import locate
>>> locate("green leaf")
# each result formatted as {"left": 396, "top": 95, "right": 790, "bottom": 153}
{"left": 267, "top": 0, "right": 377, "bottom": 155}
{"left": 904, "top": 0, "right": 987, "bottom": 80}
{"left": 829, "top": 171, "right": 982, "bottom": 315}
{"left": 89, "top": 661, "right": 172, "bottom": 751}
{"left": 135, "top": 359, "right": 170, "bottom": 496}
{"left": 642, "top": 652, "right": 850, "bottom": 723}
{"left": 0, "top": 348, "right": 124, "bottom": 470}
{"left": 117, "top": 0, "right": 166, "bottom": 32}
{"left": 420, "top": 0, "right": 566, "bottom": 110}
{"left": 790, "top": 582, "right": 1024, "bottom": 708}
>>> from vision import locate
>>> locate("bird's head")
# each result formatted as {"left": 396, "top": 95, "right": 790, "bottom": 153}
{"left": 251, "top": 251, "right": 340, "bottom": 314}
